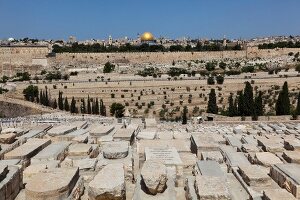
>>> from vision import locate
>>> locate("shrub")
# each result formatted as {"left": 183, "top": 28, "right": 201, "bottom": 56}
{"left": 216, "top": 75, "right": 224, "bottom": 84}
{"left": 207, "top": 77, "right": 215, "bottom": 85}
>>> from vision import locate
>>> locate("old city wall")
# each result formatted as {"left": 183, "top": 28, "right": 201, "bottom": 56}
{"left": 52, "top": 51, "right": 246, "bottom": 65}
{"left": 52, "top": 47, "right": 300, "bottom": 65}
{"left": 1, "top": 46, "right": 300, "bottom": 76}
{"left": 0, "top": 46, "right": 49, "bottom": 76}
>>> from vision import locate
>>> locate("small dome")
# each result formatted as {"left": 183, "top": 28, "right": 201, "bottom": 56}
{"left": 141, "top": 32, "right": 155, "bottom": 41}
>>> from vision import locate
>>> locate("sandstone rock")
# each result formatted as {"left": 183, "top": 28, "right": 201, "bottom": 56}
{"left": 141, "top": 160, "right": 167, "bottom": 195}
{"left": 88, "top": 163, "right": 125, "bottom": 200}
{"left": 103, "top": 141, "right": 129, "bottom": 159}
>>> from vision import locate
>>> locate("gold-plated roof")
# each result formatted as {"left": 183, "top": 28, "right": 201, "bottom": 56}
{"left": 141, "top": 32, "right": 154, "bottom": 41}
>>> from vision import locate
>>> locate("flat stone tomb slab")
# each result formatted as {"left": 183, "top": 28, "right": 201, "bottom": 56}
{"left": 4, "top": 138, "right": 50, "bottom": 160}
{"left": 19, "top": 125, "right": 52, "bottom": 139}
{"left": 136, "top": 129, "right": 156, "bottom": 140}
{"left": 66, "top": 128, "right": 89, "bottom": 137}
{"left": 145, "top": 147, "right": 182, "bottom": 165}
{"left": 270, "top": 163, "right": 300, "bottom": 198}
{"left": 225, "top": 135, "right": 243, "bottom": 149}
{"left": 255, "top": 152, "right": 283, "bottom": 167}
{"left": 103, "top": 141, "right": 129, "bottom": 159}
{"left": 113, "top": 128, "right": 135, "bottom": 141}
{"left": 223, "top": 151, "right": 250, "bottom": 168}
{"left": 90, "top": 125, "right": 114, "bottom": 137}
{"left": 25, "top": 168, "right": 79, "bottom": 200}
{"left": 68, "top": 143, "right": 92, "bottom": 156}
{"left": 283, "top": 151, "right": 300, "bottom": 164}
{"left": 47, "top": 125, "right": 77, "bottom": 136}
{"left": 196, "top": 160, "right": 224, "bottom": 177}
{"left": 195, "top": 175, "right": 231, "bottom": 200}
{"left": 31, "top": 142, "right": 71, "bottom": 162}
{"left": 138, "top": 139, "right": 191, "bottom": 154}
{"left": 284, "top": 139, "right": 300, "bottom": 151}
{"left": 201, "top": 151, "right": 224, "bottom": 163}
{"left": 241, "top": 144, "right": 261, "bottom": 153}
{"left": 0, "top": 133, "right": 16, "bottom": 144}
{"left": 238, "top": 164, "right": 271, "bottom": 187}
{"left": 69, "top": 121, "right": 88, "bottom": 129}
{"left": 0, "top": 165, "right": 8, "bottom": 182}
{"left": 263, "top": 189, "right": 297, "bottom": 200}
{"left": 0, "top": 166, "right": 21, "bottom": 200}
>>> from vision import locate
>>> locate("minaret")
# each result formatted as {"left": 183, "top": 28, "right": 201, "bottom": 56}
{"left": 222, "top": 35, "right": 227, "bottom": 47}
{"left": 108, "top": 35, "right": 113, "bottom": 45}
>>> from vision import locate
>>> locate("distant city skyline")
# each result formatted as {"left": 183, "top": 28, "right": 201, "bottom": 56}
{"left": 0, "top": 0, "right": 300, "bottom": 40}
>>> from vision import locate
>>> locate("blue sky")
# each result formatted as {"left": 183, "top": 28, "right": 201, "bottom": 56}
{"left": 0, "top": 0, "right": 299, "bottom": 40}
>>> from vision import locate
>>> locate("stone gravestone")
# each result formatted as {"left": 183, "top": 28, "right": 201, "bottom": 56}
{"left": 144, "top": 147, "right": 182, "bottom": 166}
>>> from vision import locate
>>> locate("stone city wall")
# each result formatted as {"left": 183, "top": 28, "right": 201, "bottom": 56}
{"left": 52, "top": 47, "right": 300, "bottom": 65}
{"left": 0, "top": 46, "right": 49, "bottom": 76}
{"left": 1, "top": 46, "right": 300, "bottom": 76}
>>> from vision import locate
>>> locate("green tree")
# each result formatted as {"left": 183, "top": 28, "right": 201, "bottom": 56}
{"left": 100, "top": 99, "right": 106, "bottom": 116}
{"left": 296, "top": 64, "right": 300, "bottom": 73}
{"left": 255, "top": 91, "right": 264, "bottom": 116}
{"left": 296, "top": 92, "right": 300, "bottom": 115}
{"left": 216, "top": 75, "right": 224, "bottom": 84}
{"left": 87, "top": 95, "right": 91, "bottom": 114}
{"left": 64, "top": 97, "right": 70, "bottom": 111}
{"left": 276, "top": 81, "right": 290, "bottom": 115}
{"left": 58, "top": 91, "right": 64, "bottom": 110}
{"left": 243, "top": 82, "right": 254, "bottom": 116}
{"left": 95, "top": 98, "right": 100, "bottom": 115}
{"left": 182, "top": 106, "right": 188, "bottom": 124}
{"left": 110, "top": 103, "right": 125, "bottom": 118}
{"left": 81, "top": 98, "right": 86, "bottom": 114}
{"left": 219, "top": 61, "right": 227, "bottom": 70}
{"left": 103, "top": 62, "right": 115, "bottom": 73}
{"left": 233, "top": 97, "right": 238, "bottom": 116}
{"left": 205, "top": 62, "right": 216, "bottom": 71}
{"left": 70, "top": 97, "right": 76, "bottom": 113}
{"left": 238, "top": 91, "right": 245, "bottom": 116}
{"left": 207, "top": 89, "right": 218, "bottom": 114}
{"left": 227, "top": 93, "right": 235, "bottom": 117}
{"left": 23, "top": 85, "right": 38, "bottom": 102}
{"left": 207, "top": 76, "right": 215, "bottom": 85}
{"left": 52, "top": 99, "right": 57, "bottom": 109}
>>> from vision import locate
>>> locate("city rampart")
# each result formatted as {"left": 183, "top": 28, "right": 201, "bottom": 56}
{"left": 1, "top": 46, "right": 300, "bottom": 76}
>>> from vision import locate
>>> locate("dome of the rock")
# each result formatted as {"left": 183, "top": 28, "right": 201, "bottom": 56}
{"left": 141, "top": 32, "right": 155, "bottom": 41}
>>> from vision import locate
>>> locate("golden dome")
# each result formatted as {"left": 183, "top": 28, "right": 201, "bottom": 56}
{"left": 141, "top": 32, "right": 154, "bottom": 41}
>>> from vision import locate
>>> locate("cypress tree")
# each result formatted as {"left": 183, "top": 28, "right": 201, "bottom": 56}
{"left": 52, "top": 99, "right": 57, "bottom": 109}
{"left": 233, "top": 97, "right": 238, "bottom": 116}
{"left": 182, "top": 106, "right": 188, "bottom": 124}
{"left": 276, "top": 81, "right": 290, "bottom": 115}
{"left": 81, "top": 98, "right": 86, "bottom": 114}
{"left": 45, "top": 89, "right": 49, "bottom": 106}
{"left": 296, "top": 92, "right": 300, "bottom": 115}
{"left": 100, "top": 99, "right": 106, "bottom": 116}
{"left": 207, "top": 89, "right": 218, "bottom": 114}
{"left": 70, "top": 97, "right": 76, "bottom": 113}
{"left": 255, "top": 91, "right": 264, "bottom": 116}
{"left": 243, "top": 81, "right": 254, "bottom": 116}
{"left": 64, "top": 97, "right": 69, "bottom": 111}
{"left": 58, "top": 91, "right": 64, "bottom": 110}
{"left": 87, "top": 95, "right": 91, "bottom": 114}
{"left": 227, "top": 93, "right": 234, "bottom": 117}
{"left": 238, "top": 91, "right": 245, "bottom": 116}
{"left": 95, "top": 98, "right": 100, "bottom": 115}
{"left": 39, "top": 90, "right": 43, "bottom": 104}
